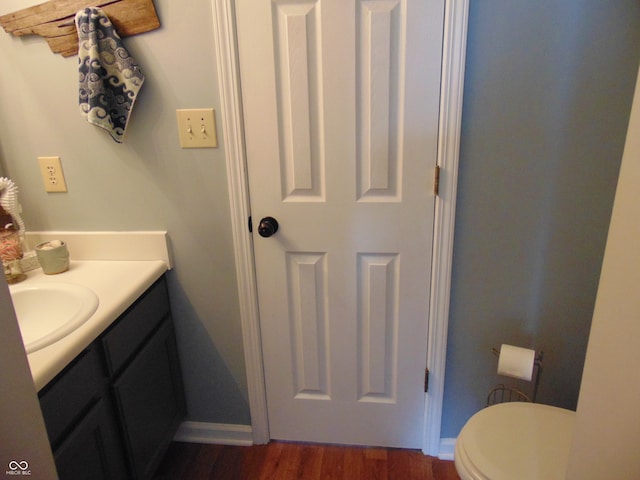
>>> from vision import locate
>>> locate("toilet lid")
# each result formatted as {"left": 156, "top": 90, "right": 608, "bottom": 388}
{"left": 455, "top": 402, "right": 575, "bottom": 480}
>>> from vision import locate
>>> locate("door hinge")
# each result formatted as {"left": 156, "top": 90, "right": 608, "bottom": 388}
{"left": 433, "top": 165, "right": 441, "bottom": 196}
{"left": 248, "top": 216, "right": 253, "bottom": 233}
{"left": 424, "top": 368, "right": 430, "bottom": 393}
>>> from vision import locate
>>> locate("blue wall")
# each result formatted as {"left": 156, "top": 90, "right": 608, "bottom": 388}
{"left": 442, "top": 1, "right": 640, "bottom": 438}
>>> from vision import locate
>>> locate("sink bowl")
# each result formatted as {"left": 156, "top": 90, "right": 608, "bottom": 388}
{"left": 9, "top": 283, "right": 99, "bottom": 354}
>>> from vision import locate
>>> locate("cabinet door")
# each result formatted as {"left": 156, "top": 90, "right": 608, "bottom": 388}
{"left": 54, "top": 398, "right": 128, "bottom": 480}
{"left": 112, "top": 319, "right": 185, "bottom": 480}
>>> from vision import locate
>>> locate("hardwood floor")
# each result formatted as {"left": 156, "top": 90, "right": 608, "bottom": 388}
{"left": 154, "top": 441, "right": 460, "bottom": 480}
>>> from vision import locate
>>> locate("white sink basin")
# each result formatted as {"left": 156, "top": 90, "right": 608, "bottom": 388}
{"left": 9, "top": 283, "right": 99, "bottom": 354}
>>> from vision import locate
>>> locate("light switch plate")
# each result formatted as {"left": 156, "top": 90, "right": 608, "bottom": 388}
{"left": 176, "top": 108, "right": 218, "bottom": 148}
{"left": 37, "top": 156, "right": 67, "bottom": 193}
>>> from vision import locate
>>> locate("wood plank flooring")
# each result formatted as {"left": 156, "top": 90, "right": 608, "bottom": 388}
{"left": 153, "top": 441, "right": 461, "bottom": 480}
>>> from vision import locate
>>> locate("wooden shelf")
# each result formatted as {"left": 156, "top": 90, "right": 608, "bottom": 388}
{"left": 0, "top": 0, "right": 160, "bottom": 57}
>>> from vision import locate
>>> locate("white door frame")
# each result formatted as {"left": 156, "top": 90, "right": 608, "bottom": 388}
{"left": 210, "top": 0, "right": 468, "bottom": 456}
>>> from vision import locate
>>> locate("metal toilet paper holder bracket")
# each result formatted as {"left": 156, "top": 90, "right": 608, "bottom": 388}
{"left": 488, "top": 348, "right": 543, "bottom": 405}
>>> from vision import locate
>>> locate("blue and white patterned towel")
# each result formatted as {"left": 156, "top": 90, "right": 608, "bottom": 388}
{"left": 75, "top": 7, "right": 145, "bottom": 143}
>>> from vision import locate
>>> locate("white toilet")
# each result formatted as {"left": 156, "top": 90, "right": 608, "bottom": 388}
{"left": 454, "top": 402, "right": 575, "bottom": 480}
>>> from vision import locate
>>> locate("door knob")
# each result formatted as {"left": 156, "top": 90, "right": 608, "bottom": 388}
{"left": 258, "top": 216, "right": 279, "bottom": 238}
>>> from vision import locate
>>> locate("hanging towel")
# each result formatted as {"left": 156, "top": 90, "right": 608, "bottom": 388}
{"left": 75, "top": 7, "right": 145, "bottom": 143}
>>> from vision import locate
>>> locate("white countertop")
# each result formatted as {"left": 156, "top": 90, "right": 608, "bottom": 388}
{"left": 10, "top": 260, "right": 168, "bottom": 391}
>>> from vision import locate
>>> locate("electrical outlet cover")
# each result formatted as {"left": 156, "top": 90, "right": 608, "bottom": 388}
{"left": 37, "top": 156, "right": 67, "bottom": 193}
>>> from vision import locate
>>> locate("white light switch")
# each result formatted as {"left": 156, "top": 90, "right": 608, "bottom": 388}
{"left": 176, "top": 108, "right": 218, "bottom": 148}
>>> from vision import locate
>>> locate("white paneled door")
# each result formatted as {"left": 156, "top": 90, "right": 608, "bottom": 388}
{"left": 236, "top": 0, "right": 444, "bottom": 448}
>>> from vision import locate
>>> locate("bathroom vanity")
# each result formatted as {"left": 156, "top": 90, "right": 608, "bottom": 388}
{"left": 39, "top": 275, "right": 184, "bottom": 480}
{"left": 13, "top": 259, "right": 185, "bottom": 480}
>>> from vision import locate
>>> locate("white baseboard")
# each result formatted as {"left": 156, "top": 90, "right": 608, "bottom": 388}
{"left": 439, "top": 438, "right": 456, "bottom": 460}
{"left": 174, "top": 421, "right": 254, "bottom": 446}
{"left": 173, "top": 423, "right": 455, "bottom": 459}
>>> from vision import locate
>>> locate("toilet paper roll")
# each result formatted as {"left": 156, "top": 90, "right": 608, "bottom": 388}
{"left": 497, "top": 344, "right": 535, "bottom": 381}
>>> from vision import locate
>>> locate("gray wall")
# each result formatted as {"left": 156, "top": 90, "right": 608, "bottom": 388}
{"left": 442, "top": 1, "right": 640, "bottom": 437}
{"left": 0, "top": 0, "right": 250, "bottom": 425}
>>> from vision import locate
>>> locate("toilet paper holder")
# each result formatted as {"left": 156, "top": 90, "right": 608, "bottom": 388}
{"left": 488, "top": 347, "right": 543, "bottom": 405}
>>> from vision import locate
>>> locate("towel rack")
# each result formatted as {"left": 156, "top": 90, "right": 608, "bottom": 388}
{"left": 0, "top": 0, "right": 160, "bottom": 57}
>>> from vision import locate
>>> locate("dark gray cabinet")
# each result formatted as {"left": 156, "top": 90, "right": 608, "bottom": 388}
{"left": 38, "top": 276, "right": 185, "bottom": 480}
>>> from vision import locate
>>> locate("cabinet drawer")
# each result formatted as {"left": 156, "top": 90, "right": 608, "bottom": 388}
{"left": 39, "top": 347, "right": 104, "bottom": 446}
{"left": 102, "top": 277, "right": 170, "bottom": 376}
